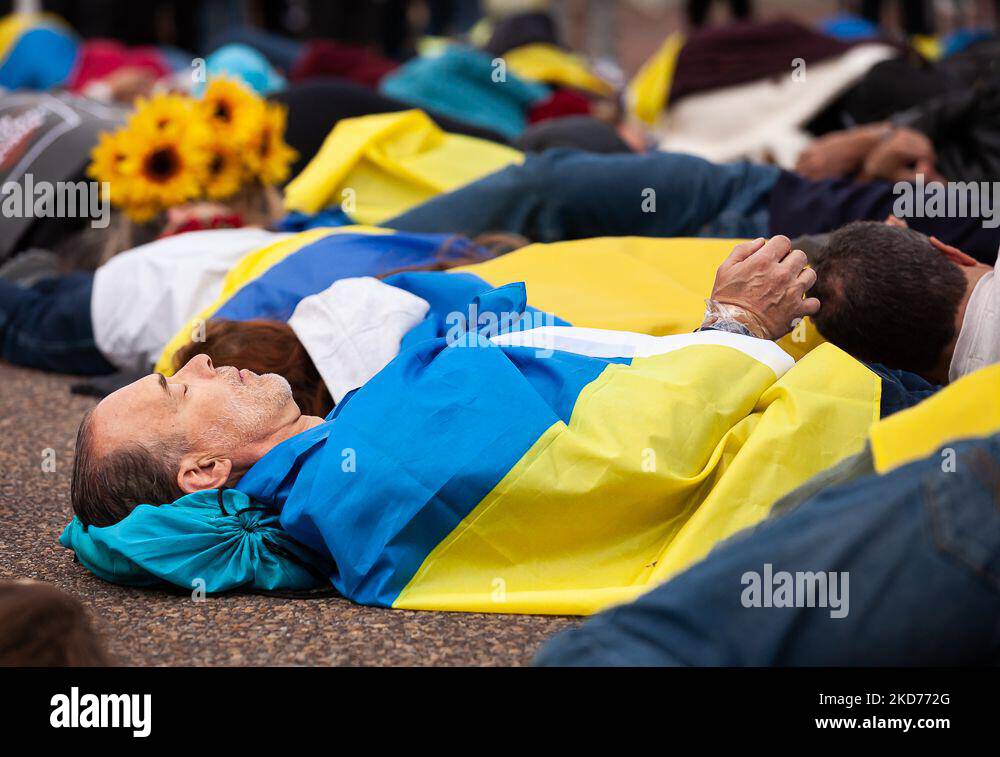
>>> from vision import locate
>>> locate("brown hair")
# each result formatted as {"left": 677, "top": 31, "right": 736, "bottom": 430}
{"left": 0, "top": 581, "right": 112, "bottom": 666}
{"left": 811, "top": 221, "right": 967, "bottom": 374}
{"left": 71, "top": 410, "right": 185, "bottom": 527}
{"left": 173, "top": 319, "right": 334, "bottom": 417}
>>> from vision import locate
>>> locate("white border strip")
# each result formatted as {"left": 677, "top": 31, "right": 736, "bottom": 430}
{"left": 490, "top": 326, "right": 794, "bottom": 377}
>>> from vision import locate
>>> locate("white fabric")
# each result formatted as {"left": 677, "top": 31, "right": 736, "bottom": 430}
{"left": 288, "top": 277, "right": 430, "bottom": 404}
{"left": 490, "top": 326, "right": 794, "bottom": 378}
{"left": 652, "top": 44, "right": 897, "bottom": 168}
{"left": 91, "top": 228, "right": 287, "bottom": 371}
{"left": 950, "top": 250, "right": 1000, "bottom": 382}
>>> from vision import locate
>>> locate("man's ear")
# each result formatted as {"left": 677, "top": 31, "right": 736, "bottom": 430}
{"left": 177, "top": 454, "right": 233, "bottom": 494}
{"left": 929, "top": 236, "right": 979, "bottom": 267}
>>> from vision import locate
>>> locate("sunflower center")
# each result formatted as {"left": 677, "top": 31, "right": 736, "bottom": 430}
{"left": 209, "top": 153, "right": 225, "bottom": 175}
{"left": 214, "top": 101, "right": 232, "bottom": 122}
{"left": 144, "top": 146, "right": 181, "bottom": 183}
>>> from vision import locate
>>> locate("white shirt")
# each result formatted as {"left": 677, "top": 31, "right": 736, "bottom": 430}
{"left": 949, "top": 250, "right": 1000, "bottom": 383}
{"left": 91, "top": 228, "right": 288, "bottom": 371}
{"left": 288, "top": 277, "right": 430, "bottom": 404}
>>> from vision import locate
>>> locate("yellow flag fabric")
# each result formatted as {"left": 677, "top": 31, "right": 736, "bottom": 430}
{"left": 457, "top": 236, "right": 825, "bottom": 361}
{"left": 394, "top": 341, "right": 879, "bottom": 614}
{"left": 870, "top": 363, "right": 1000, "bottom": 473}
{"left": 282, "top": 110, "right": 522, "bottom": 224}
{"left": 503, "top": 42, "right": 613, "bottom": 96}
{"left": 911, "top": 34, "right": 943, "bottom": 62}
{"left": 626, "top": 32, "right": 684, "bottom": 125}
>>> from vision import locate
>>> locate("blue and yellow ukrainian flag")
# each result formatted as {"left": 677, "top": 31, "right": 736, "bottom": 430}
{"left": 272, "top": 320, "right": 879, "bottom": 614}
{"left": 157, "top": 232, "right": 825, "bottom": 373}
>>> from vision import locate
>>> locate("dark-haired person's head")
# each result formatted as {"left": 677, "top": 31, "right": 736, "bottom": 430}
{"left": 71, "top": 354, "right": 319, "bottom": 528}
{"left": 811, "top": 221, "right": 991, "bottom": 381}
{"left": 0, "top": 580, "right": 111, "bottom": 666}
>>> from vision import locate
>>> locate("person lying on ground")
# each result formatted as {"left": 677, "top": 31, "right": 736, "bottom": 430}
{"left": 0, "top": 228, "right": 286, "bottom": 375}
{"left": 810, "top": 220, "right": 997, "bottom": 384}
{"left": 64, "top": 236, "right": 892, "bottom": 612}
{"left": 71, "top": 233, "right": 819, "bottom": 524}
{"left": 0, "top": 227, "right": 494, "bottom": 376}
{"left": 170, "top": 218, "right": 990, "bottom": 431}
{"left": 797, "top": 41, "right": 1000, "bottom": 184}
{"left": 383, "top": 148, "right": 1000, "bottom": 263}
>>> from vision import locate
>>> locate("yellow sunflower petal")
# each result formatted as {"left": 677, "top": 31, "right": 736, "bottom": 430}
{"left": 120, "top": 129, "right": 211, "bottom": 208}
{"left": 127, "top": 92, "right": 198, "bottom": 138}
{"left": 244, "top": 102, "right": 298, "bottom": 185}
{"left": 199, "top": 77, "right": 266, "bottom": 148}
{"left": 203, "top": 139, "right": 246, "bottom": 200}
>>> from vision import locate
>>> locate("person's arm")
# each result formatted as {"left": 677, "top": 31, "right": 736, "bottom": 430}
{"left": 794, "top": 122, "right": 892, "bottom": 180}
{"left": 698, "top": 236, "right": 819, "bottom": 341}
{"left": 865, "top": 84, "right": 1000, "bottom": 182}
{"left": 857, "top": 126, "right": 941, "bottom": 183}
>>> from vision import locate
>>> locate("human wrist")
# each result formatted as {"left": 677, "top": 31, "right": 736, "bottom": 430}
{"left": 860, "top": 122, "right": 894, "bottom": 145}
{"left": 700, "top": 299, "right": 772, "bottom": 340}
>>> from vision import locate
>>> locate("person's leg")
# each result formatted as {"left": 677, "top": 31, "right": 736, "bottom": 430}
{"left": 0, "top": 273, "right": 115, "bottom": 375}
{"left": 535, "top": 433, "right": 1000, "bottom": 666}
{"left": 515, "top": 116, "right": 633, "bottom": 155}
{"left": 386, "top": 149, "right": 780, "bottom": 242}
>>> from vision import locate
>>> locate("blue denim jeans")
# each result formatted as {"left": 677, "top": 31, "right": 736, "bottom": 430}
{"left": 386, "top": 149, "right": 780, "bottom": 242}
{"left": 535, "top": 433, "right": 1000, "bottom": 665}
{"left": 0, "top": 273, "right": 114, "bottom": 375}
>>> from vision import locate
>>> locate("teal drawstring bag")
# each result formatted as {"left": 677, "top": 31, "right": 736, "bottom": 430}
{"left": 60, "top": 488, "right": 333, "bottom": 593}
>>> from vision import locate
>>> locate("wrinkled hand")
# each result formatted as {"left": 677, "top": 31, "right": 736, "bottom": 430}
{"left": 859, "top": 127, "right": 942, "bottom": 183}
{"left": 709, "top": 236, "right": 820, "bottom": 340}
{"left": 794, "top": 124, "right": 889, "bottom": 180}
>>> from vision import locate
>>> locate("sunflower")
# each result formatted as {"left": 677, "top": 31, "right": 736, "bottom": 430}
{"left": 199, "top": 77, "right": 265, "bottom": 146}
{"left": 88, "top": 129, "right": 136, "bottom": 207}
{"left": 243, "top": 102, "right": 298, "bottom": 185}
{"left": 126, "top": 92, "right": 197, "bottom": 137}
{"left": 203, "top": 138, "right": 246, "bottom": 200}
{"left": 118, "top": 123, "right": 211, "bottom": 209}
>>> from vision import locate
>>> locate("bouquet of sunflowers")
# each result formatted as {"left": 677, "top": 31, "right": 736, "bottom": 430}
{"left": 88, "top": 78, "right": 297, "bottom": 223}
